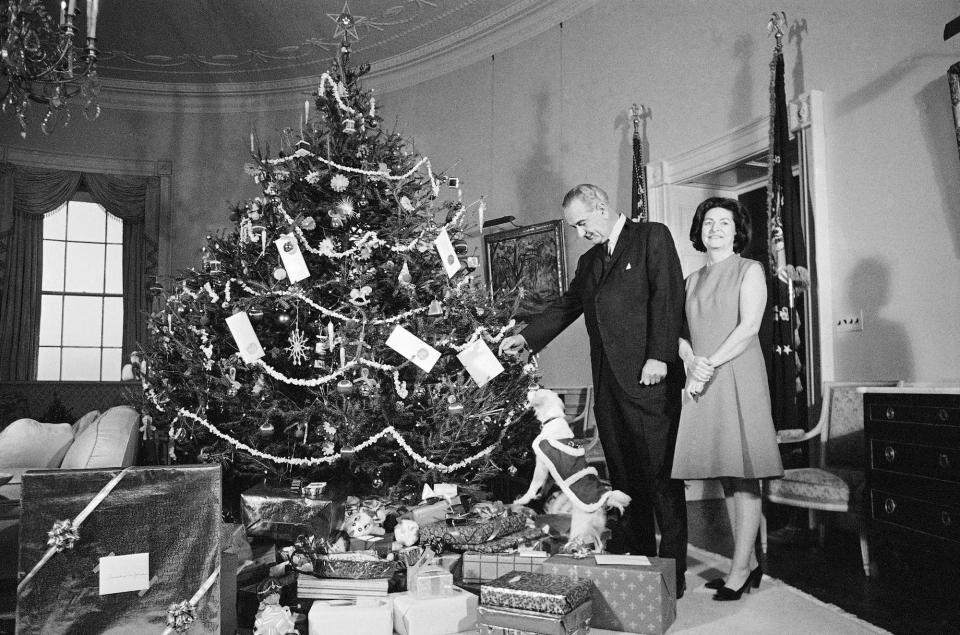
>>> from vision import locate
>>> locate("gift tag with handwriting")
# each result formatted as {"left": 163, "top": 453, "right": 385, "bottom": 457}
{"left": 99, "top": 553, "right": 150, "bottom": 595}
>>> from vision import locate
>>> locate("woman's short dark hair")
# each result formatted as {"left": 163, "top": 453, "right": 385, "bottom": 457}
{"left": 689, "top": 197, "right": 752, "bottom": 253}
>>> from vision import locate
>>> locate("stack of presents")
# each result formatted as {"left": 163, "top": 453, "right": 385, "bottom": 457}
{"left": 13, "top": 466, "right": 678, "bottom": 634}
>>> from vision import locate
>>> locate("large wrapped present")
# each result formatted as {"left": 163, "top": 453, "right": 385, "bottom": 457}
{"left": 307, "top": 597, "right": 393, "bottom": 635}
{"left": 477, "top": 600, "right": 592, "bottom": 635}
{"left": 462, "top": 551, "right": 548, "bottom": 584}
{"left": 392, "top": 588, "right": 479, "bottom": 635}
{"left": 480, "top": 571, "right": 591, "bottom": 616}
{"left": 459, "top": 526, "right": 550, "bottom": 554}
{"left": 240, "top": 483, "right": 344, "bottom": 541}
{"left": 543, "top": 555, "right": 675, "bottom": 634}
{"left": 418, "top": 513, "right": 527, "bottom": 547}
{"left": 16, "top": 465, "right": 221, "bottom": 634}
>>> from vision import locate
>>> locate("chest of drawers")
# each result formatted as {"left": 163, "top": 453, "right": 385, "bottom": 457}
{"left": 861, "top": 387, "right": 960, "bottom": 556}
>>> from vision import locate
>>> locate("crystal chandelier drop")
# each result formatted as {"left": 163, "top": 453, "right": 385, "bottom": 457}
{"left": 1, "top": 0, "right": 101, "bottom": 137}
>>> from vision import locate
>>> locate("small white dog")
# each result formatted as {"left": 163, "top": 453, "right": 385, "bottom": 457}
{"left": 514, "top": 388, "right": 631, "bottom": 551}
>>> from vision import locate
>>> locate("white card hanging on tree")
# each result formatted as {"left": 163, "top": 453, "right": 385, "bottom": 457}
{"left": 226, "top": 311, "right": 266, "bottom": 363}
{"left": 385, "top": 325, "right": 440, "bottom": 372}
{"left": 274, "top": 233, "right": 310, "bottom": 283}
{"left": 434, "top": 228, "right": 462, "bottom": 278}
{"left": 456, "top": 339, "right": 504, "bottom": 387}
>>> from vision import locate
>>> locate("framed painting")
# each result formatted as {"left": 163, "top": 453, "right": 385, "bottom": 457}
{"left": 483, "top": 220, "right": 567, "bottom": 318}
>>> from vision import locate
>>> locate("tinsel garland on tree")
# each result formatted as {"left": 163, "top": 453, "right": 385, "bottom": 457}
{"left": 137, "top": 45, "right": 538, "bottom": 497}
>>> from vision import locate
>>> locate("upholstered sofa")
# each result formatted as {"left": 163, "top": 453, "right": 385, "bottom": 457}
{"left": 0, "top": 405, "right": 140, "bottom": 580}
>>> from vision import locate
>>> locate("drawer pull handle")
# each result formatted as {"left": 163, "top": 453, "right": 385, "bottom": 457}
{"left": 938, "top": 408, "right": 949, "bottom": 422}
{"left": 942, "top": 512, "right": 953, "bottom": 527}
{"left": 883, "top": 446, "right": 896, "bottom": 463}
{"left": 885, "top": 407, "right": 895, "bottom": 420}
{"left": 883, "top": 498, "right": 896, "bottom": 515}
{"left": 940, "top": 453, "right": 951, "bottom": 470}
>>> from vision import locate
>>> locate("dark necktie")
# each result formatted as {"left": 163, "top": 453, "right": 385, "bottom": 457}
{"left": 600, "top": 241, "right": 612, "bottom": 278}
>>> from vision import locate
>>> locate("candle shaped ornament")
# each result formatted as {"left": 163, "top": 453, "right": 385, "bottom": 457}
{"left": 86, "top": 0, "right": 99, "bottom": 39}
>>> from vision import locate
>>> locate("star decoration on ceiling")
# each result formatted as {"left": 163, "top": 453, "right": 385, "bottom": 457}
{"left": 328, "top": 2, "right": 364, "bottom": 42}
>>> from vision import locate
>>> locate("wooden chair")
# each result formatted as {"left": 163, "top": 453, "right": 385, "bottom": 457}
{"left": 547, "top": 386, "right": 607, "bottom": 478}
{"left": 760, "top": 380, "right": 898, "bottom": 575}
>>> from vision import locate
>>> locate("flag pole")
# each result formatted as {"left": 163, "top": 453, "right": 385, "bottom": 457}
{"left": 630, "top": 103, "right": 650, "bottom": 222}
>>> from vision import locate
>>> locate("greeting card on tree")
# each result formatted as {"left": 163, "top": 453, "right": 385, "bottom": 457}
{"left": 456, "top": 339, "right": 504, "bottom": 387}
{"left": 226, "top": 311, "right": 265, "bottom": 363}
{"left": 386, "top": 326, "right": 440, "bottom": 372}
{"left": 274, "top": 233, "right": 310, "bottom": 283}
{"left": 434, "top": 229, "right": 462, "bottom": 278}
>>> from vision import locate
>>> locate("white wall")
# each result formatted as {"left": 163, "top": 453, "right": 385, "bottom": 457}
{"left": 3, "top": 0, "right": 958, "bottom": 383}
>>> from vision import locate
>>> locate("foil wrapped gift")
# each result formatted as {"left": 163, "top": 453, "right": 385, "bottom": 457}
{"left": 16, "top": 465, "right": 221, "bottom": 634}
{"left": 240, "top": 483, "right": 344, "bottom": 541}
{"left": 477, "top": 600, "right": 593, "bottom": 635}
{"left": 543, "top": 555, "right": 676, "bottom": 634}
{"left": 418, "top": 513, "right": 527, "bottom": 547}
{"left": 480, "top": 571, "right": 591, "bottom": 616}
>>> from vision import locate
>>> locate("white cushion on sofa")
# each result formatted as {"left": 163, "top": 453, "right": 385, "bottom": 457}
{"left": 60, "top": 405, "right": 140, "bottom": 469}
{"left": 0, "top": 418, "right": 74, "bottom": 469}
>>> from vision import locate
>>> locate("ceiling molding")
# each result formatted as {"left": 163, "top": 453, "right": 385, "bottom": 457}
{"left": 97, "top": 0, "right": 595, "bottom": 113}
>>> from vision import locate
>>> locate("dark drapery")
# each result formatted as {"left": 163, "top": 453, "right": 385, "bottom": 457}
{"left": 0, "top": 163, "right": 158, "bottom": 380}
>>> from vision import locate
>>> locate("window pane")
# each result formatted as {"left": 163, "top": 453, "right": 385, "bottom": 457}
{"left": 44, "top": 205, "right": 67, "bottom": 240}
{"left": 37, "top": 347, "right": 61, "bottom": 380}
{"left": 65, "top": 242, "right": 105, "bottom": 293}
{"left": 66, "top": 201, "right": 106, "bottom": 242}
{"left": 61, "top": 347, "right": 101, "bottom": 381}
{"left": 42, "top": 239, "right": 65, "bottom": 291}
{"left": 39, "top": 294, "right": 64, "bottom": 346}
{"left": 101, "top": 348, "right": 122, "bottom": 381}
{"left": 102, "top": 297, "right": 123, "bottom": 347}
{"left": 106, "top": 213, "right": 122, "bottom": 244}
{"left": 62, "top": 295, "right": 103, "bottom": 346}
{"left": 105, "top": 244, "right": 123, "bottom": 294}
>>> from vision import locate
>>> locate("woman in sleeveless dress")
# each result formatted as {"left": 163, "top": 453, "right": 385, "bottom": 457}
{"left": 672, "top": 197, "right": 783, "bottom": 601}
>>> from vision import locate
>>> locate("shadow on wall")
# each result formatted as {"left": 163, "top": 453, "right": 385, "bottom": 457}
{"left": 837, "top": 257, "right": 913, "bottom": 381}
{"left": 515, "top": 89, "right": 563, "bottom": 223}
{"left": 916, "top": 76, "right": 960, "bottom": 258}
{"left": 730, "top": 32, "right": 756, "bottom": 130}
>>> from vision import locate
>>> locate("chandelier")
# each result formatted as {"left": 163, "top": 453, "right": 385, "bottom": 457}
{"left": 1, "top": 0, "right": 101, "bottom": 137}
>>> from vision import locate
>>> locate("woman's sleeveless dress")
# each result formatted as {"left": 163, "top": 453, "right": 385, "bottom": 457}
{"left": 671, "top": 255, "right": 784, "bottom": 479}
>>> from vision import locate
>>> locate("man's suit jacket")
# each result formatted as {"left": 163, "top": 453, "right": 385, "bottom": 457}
{"left": 522, "top": 220, "right": 684, "bottom": 399}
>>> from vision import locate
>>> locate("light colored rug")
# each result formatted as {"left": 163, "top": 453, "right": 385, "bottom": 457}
{"left": 670, "top": 544, "right": 891, "bottom": 634}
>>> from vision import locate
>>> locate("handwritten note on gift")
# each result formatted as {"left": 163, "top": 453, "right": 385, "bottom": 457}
{"left": 99, "top": 553, "right": 150, "bottom": 595}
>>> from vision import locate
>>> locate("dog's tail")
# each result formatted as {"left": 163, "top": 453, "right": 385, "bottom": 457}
{"left": 604, "top": 490, "right": 632, "bottom": 513}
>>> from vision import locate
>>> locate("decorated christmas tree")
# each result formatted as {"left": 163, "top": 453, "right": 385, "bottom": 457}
{"left": 137, "top": 40, "right": 538, "bottom": 499}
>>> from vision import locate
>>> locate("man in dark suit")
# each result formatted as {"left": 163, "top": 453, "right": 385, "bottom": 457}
{"left": 500, "top": 183, "right": 688, "bottom": 595}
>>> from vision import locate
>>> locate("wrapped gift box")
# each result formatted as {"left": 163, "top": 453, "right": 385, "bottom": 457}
{"left": 307, "top": 597, "right": 393, "bottom": 635}
{"left": 458, "top": 527, "right": 550, "bottom": 554}
{"left": 477, "top": 600, "right": 592, "bottom": 635}
{"left": 419, "top": 514, "right": 527, "bottom": 547}
{"left": 241, "top": 483, "right": 344, "bottom": 541}
{"left": 392, "top": 588, "right": 479, "bottom": 635}
{"left": 462, "top": 551, "right": 548, "bottom": 584}
{"left": 16, "top": 465, "right": 221, "bottom": 634}
{"left": 543, "top": 555, "right": 675, "bottom": 634}
{"left": 480, "top": 571, "right": 591, "bottom": 616}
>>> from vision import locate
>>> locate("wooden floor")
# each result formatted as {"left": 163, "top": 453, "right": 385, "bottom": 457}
{"left": 2, "top": 499, "right": 958, "bottom": 634}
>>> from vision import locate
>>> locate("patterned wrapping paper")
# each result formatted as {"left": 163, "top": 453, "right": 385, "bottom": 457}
{"left": 16, "top": 465, "right": 221, "bottom": 634}
{"left": 543, "top": 555, "right": 676, "bottom": 634}
{"left": 457, "top": 526, "right": 550, "bottom": 554}
{"left": 462, "top": 551, "right": 548, "bottom": 584}
{"left": 240, "top": 483, "right": 344, "bottom": 541}
{"left": 476, "top": 601, "right": 593, "bottom": 635}
{"left": 480, "top": 571, "right": 592, "bottom": 615}
{"left": 418, "top": 514, "right": 527, "bottom": 546}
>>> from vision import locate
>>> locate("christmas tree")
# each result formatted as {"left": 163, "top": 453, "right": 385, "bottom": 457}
{"left": 138, "top": 41, "right": 538, "bottom": 498}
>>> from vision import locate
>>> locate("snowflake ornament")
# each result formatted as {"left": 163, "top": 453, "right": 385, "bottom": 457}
{"left": 286, "top": 328, "right": 310, "bottom": 365}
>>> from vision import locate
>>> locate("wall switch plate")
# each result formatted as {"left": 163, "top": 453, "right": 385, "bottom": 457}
{"left": 836, "top": 310, "right": 863, "bottom": 332}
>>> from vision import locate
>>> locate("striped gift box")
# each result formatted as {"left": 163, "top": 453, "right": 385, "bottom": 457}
{"left": 462, "top": 551, "right": 548, "bottom": 584}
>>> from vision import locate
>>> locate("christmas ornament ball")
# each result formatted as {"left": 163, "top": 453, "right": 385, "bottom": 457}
{"left": 273, "top": 267, "right": 288, "bottom": 281}
{"left": 336, "top": 379, "right": 354, "bottom": 395}
{"left": 274, "top": 312, "right": 292, "bottom": 327}
{"left": 258, "top": 422, "right": 275, "bottom": 438}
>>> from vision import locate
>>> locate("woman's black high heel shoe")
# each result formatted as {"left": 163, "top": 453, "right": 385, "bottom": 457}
{"left": 705, "top": 564, "right": 762, "bottom": 591}
{"left": 712, "top": 565, "right": 763, "bottom": 601}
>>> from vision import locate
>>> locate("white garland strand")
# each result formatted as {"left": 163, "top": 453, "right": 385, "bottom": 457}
{"left": 174, "top": 407, "right": 517, "bottom": 472}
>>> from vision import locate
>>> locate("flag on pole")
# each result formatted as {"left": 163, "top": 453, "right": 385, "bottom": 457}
{"left": 766, "top": 13, "right": 809, "bottom": 430}
{"left": 630, "top": 104, "right": 648, "bottom": 222}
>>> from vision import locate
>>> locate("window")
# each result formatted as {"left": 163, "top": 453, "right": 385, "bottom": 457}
{"left": 37, "top": 196, "right": 124, "bottom": 381}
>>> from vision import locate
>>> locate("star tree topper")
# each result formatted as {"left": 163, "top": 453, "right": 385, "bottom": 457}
{"left": 328, "top": 2, "right": 364, "bottom": 42}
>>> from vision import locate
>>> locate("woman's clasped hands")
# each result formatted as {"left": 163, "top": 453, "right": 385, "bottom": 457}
{"left": 684, "top": 355, "right": 715, "bottom": 398}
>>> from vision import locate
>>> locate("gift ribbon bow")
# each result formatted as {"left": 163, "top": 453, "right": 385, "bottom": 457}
{"left": 161, "top": 566, "right": 221, "bottom": 635}
{"left": 18, "top": 467, "right": 135, "bottom": 594}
